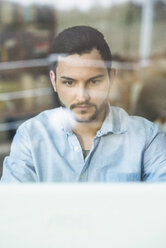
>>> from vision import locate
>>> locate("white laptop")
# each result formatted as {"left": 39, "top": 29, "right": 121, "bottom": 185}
{"left": 0, "top": 183, "right": 166, "bottom": 248}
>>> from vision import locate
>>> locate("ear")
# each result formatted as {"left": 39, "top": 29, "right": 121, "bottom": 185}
{"left": 50, "top": 70, "right": 57, "bottom": 92}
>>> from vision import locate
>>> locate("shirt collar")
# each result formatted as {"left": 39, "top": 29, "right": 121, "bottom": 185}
{"left": 96, "top": 106, "right": 127, "bottom": 137}
{"left": 59, "top": 107, "right": 73, "bottom": 135}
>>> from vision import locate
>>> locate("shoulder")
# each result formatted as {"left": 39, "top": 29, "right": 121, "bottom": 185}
{"left": 16, "top": 107, "right": 64, "bottom": 135}
{"left": 111, "top": 106, "right": 157, "bottom": 127}
{"left": 110, "top": 106, "right": 160, "bottom": 139}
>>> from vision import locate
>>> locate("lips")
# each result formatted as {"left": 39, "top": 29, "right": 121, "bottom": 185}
{"left": 75, "top": 105, "right": 91, "bottom": 111}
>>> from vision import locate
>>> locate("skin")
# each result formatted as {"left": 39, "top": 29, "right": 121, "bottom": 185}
{"left": 50, "top": 48, "right": 116, "bottom": 149}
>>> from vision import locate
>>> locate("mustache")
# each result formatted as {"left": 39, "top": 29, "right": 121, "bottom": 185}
{"left": 70, "top": 101, "right": 96, "bottom": 109}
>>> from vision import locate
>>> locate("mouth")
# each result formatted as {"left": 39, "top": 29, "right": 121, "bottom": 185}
{"left": 74, "top": 105, "right": 92, "bottom": 111}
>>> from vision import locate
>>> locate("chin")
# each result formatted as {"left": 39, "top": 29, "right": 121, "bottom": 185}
{"left": 75, "top": 119, "right": 92, "bottom": 123}
{"left": 74, "top": 114, "right": 97, "bottom": 123}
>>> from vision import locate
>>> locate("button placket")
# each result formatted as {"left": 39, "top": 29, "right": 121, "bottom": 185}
{"left": 74, "top": 146, "right": 79, "bottom": 152}
{"left": 68, "top": 133, "right": 85, "bottom": 174}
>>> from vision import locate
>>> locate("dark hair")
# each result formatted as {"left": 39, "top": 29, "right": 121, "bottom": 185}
{"left": 50, "top": 25, "right": 112, "bottom": 72}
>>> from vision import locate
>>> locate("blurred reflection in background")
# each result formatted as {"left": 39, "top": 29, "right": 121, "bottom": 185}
{"left": 134, "top": 77, "right": 166, "bottom": 133}
{"left": 0, "top": 0, "right": 166, "bottom": 176}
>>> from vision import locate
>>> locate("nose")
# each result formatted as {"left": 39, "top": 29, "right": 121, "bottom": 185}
{"left": 76, "top": 84, "right": 90, "bottom": 102}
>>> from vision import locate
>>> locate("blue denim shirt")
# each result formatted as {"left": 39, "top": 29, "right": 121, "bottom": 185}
{"left": 1, "top": 106, "right": 166, "bottom": 182}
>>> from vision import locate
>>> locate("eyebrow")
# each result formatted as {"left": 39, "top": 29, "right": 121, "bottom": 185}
{"left": 61, "top": 76, "right": 76, "bottom": 81}
{"left": 88, "top": 74, "right": 104, "bottom": 81}
{"left": 60, "top": 74, "right": 104, "bottom": 81}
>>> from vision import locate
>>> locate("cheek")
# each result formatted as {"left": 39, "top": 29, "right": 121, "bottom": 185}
{"left": 58, "top": 87, "right": 66, "bottom": 96}
{"left": 90, "top": 87, "right": 109, "bottom": 100}
{"left": 57, "top": 84, "right": 67, "bottom": 96}
{"left": 58, "top": 87, "right": 75, "bottom": 103}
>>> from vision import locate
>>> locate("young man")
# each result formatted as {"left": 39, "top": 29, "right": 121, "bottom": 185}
{"left": 1, "top": 26, "right": 166, "bottom": 182}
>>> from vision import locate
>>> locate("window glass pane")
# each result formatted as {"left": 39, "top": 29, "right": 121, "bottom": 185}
{"left": 0, "top": 0, "right": 166, "bottom": 177}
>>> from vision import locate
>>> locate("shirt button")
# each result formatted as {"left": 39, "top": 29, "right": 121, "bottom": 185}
{"left": 74, "top": 146, "right": 79, "bottom": 151}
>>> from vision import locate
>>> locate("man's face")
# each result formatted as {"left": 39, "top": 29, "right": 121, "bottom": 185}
{"left": 50, "top": 48, "right": 112, "bottom": 123}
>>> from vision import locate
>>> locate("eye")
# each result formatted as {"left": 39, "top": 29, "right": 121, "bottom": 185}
{"left": 62, "top": 81, "right": 75, "bottom": 87}
{"left": 89, "top": 79, "right": 101, "bottom": 86}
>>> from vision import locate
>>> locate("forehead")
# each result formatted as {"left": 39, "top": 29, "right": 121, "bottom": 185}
{"left": 56, "top": 48, "right": 107, "bottom": 73}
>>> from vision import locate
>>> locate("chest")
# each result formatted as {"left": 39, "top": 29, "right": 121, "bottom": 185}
{"left": 31, "top": 131, "right": 144, "bottom": 182}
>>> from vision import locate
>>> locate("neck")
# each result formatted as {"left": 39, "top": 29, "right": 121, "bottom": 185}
{"left": 71, "top": 106, "right": 108, "bottom": 150}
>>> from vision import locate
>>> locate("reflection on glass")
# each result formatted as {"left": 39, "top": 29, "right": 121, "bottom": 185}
{"left": 0, "top": 0, "right": 166, "bottom": 178}
{"left": 0, "top": 1, "right": 57, "bottom": 173}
